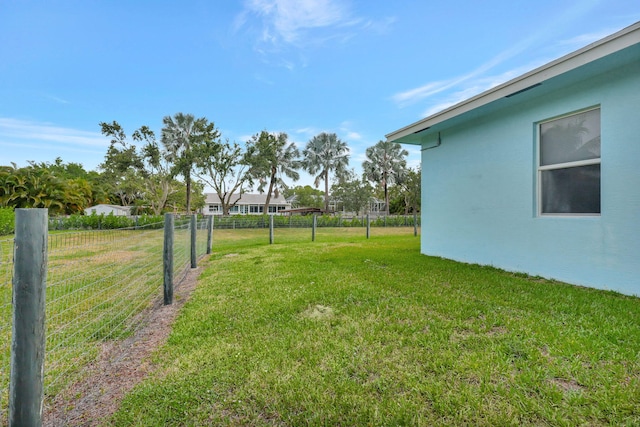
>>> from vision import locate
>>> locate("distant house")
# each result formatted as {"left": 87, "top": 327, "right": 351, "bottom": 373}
{"left": 201, "top": 193, "right": 291, "bottom": 215}
{"left": 84, "top": 204, "right": 131, "bottom": 217}
{"left": 386, "top": 22, "right": 640, "bottom": 295}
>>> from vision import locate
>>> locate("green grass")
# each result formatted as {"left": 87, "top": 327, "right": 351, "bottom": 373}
{"left": 0, "top": 226, "right": 210, "bottom": 419}
{"left": 111, "top": 228, "right": 640, "bottom": 426}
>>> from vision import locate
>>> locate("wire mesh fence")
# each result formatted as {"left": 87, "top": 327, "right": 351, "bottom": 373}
{"left": 211, "top": 214, "right": 420, "bottom": 229}
{"left": 1, "top": 212, "right": 417, "bottom": 421}
{"left": 0, "top": 214, "right": 210, "bottom": 423}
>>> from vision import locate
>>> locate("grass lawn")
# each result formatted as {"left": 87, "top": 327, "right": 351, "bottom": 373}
{"left": 111, "top": 228, "right": 640, "bottom": 426}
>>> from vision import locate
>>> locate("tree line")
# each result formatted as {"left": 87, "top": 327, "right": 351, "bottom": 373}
{"left": 0, "top": 112, "right": 420, "bottom": 216}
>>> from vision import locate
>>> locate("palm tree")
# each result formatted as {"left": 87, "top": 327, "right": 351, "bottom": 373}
{"left": 362, "top": 140, "right": 408, "bottom": 215}
{"left": 301, "top": 132, "right": 349, "bottom": 213}
{"left": 244, "top": 131, "right": 301, "bottom": 213}
{"left": 161, "top": 113, "right": 219, "bottom": 213}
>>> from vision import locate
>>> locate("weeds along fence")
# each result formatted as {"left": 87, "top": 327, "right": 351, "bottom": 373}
{"left": 1, "top": 210, "right": 211, "bottom": 425}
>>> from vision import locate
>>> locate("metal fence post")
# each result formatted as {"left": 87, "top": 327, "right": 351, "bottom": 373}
{"left": 163, "top": 213, "right": 174, "bottom": 305}
{"left": 207, "top": 215, "right": 213, "bottom": 254}
{"left": 9, "top": 208, "right": 48, "bottom": 427}
{"left": 190, "top": 215, "right": 197, "bottom": 268}
{"left": 366, "top": 214, "right": 370, "bottom": 239}
{"left": 312, "top": 214, "right": 317, "bottom": 242}
{"left": 269, "top": 215, "right": 274, "bottom": 244}
{"left": 414, "top": 213, "right": 418, "bottom": 237}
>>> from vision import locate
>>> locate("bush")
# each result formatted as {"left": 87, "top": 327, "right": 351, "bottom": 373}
{"left": 49, "top": 213, "right": 166, "bottom": 231}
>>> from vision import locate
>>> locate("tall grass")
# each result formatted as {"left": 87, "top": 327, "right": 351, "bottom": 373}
{"left": 112, "top": 228, "right": 640, "bottom": 426}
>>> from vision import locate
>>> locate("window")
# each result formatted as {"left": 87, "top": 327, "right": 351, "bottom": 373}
{"left": 538, "top": 108, "right": 601, "bottom": 215}
{"left": 208, "top": 204, "right": 220, "bottom": 213}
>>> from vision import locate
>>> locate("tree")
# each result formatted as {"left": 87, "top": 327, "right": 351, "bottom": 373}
{"left": 99, "top": 121, "right": 146, "bottom": 206}
{"left": 137, "top": 126, "right": 176, "bottom": 215}
{"left": 283, "top": 185, "right": 324, "bottom": 209}
{"left": 29, "top": 158, "right": 110, "bottom": 209}
{"left": 362, "top": 140, "right": 408, "bottom": 216}
{"left": 331, "top": 170, "right": 373, "bottom": 215}
{"left": 0, "top": 163, "right": 66, "bottom": 214}
{"left": 244, "top": 131, "right": 300, "bottom": 213}
{"left": 301, "top": 132, "right": 349, "bottom": 212}
{"left": 165, "top": 180, "right": 205, "bottom": 213}
{"left": 400, "top": 167, "right": 421, "bottom": 214}
{"left": 195, "top": 139, "right": 247, "bottom": 216}
{"left": 100, "top": 121, "right": 176, "bottom": 213}
{"left": 161, "top": 113, "right": 220, "bottom": 213}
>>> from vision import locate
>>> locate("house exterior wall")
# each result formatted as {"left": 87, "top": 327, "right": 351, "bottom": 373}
{"left": 85, "top": 205, "right": 130, "bottom": 216}
{"left": 200, "top": 193, "right": 291, "bottom": 216}
{"left": 420, "top": 58, "right": 640, "bottom": 295}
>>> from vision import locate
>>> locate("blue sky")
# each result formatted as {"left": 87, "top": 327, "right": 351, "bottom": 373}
{"left": 1, "top": 0, "right": 638, "bottom": 189}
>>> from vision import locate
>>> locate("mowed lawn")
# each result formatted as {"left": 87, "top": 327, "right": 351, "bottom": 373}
{"left": 111, "top": 228, "right": 640, "bottom": 426}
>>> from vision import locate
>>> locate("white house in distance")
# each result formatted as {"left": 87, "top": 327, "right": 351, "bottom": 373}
{"left": 201, "top": 193, "right": 291, "bottom": 215}
{"left": 386, "top": 22, "right": 640, "bottom": 295}
{"left": 84, "top": 204, "right": 131, "bottom": 216}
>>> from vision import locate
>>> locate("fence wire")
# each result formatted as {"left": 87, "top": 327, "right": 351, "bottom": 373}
{"left": 0, "top": 216, "right": 210, "bottom": 422}
{"left": 212, "top": 214, "right": 420, "bottom": 229}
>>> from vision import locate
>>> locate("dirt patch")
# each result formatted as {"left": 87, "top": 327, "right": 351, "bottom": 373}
{"left": 550, "top": 377, "right": 584, "bottom": 393}
{"left": 486, "top": 326, "right": 508, "bottom": 336}
{"left": 301, "top": 304, "right": 334, "bottom": 320}
{"left": 43, "top": 264, "right": 204, "bottom": 426}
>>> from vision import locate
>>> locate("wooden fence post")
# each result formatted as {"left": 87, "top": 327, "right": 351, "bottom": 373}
{"left": 9, "top": 209, "right": 48, "bottom": 427}
{"left": 163, "top": 213, "right": 174, "bottom": 305}
{"left": 414, "top": 213, "right": 418, "bottom": 237}
{"left": 190, "top": 215, "right": 197, "bottom": 268}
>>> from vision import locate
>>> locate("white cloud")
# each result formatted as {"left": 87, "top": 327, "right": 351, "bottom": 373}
{"left": 344, "top": 131, "right": 362, "bottom": 141}
{"left": 41, "top": 93, "right": 70, "bottom": 104}
{"left": 395, "top": 24, "right": 618, "bottom": 118}
{"left": 391, "top": 79, "right": 457, "bottom": 107}
{"left": 240, "top": 0, "right": 350, "bottom": 44}
{"left": 293, "top": 127, "right": 318, "bottom": 140}
{"left": 554, "top": 27, "right": 630, "bottom": 56}
{"left": 418, "top": 61, "right": 553, "bottom": 118}
{"left": 0, "top": 118, "right": 107, "bottom": 148}
{"left": 236, "top": 0, "right": 395, "bottom": 63}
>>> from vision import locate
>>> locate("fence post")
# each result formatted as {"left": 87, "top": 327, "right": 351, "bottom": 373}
{"left": 190, "top": 215, "right": 197, "bottom": 268}
{"left": 269, "top": 215, "right": 274, "bottom": 244}
{"left": 414, "top": 213, "right": 418, "bottom": 237}
{"left": 9, "top": 208, "right": 48, "bottom": 427}
{"left": 312, "top": 214, "right": 316, "bottom": 242}
{"left": 207, "top": 215, "right": 213, "bottom": 254}
{"left": 366, "top": 214, "right": 370, "bottom": 239}
{"left": 163, "top": 213, "right": 174, "bottom": 305}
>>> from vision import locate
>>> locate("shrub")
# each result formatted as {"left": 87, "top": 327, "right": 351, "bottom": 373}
{"left": 0, "top": 207, "right": 15, "bottom": 235}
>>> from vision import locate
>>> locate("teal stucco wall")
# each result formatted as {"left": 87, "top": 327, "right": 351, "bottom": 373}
{"left": 420, "top": 53, "right": 640, "bottom": 295}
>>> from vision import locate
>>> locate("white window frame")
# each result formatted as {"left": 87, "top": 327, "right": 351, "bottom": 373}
{"left": 536, "top": 106, "right": 601, "bottom": 217}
